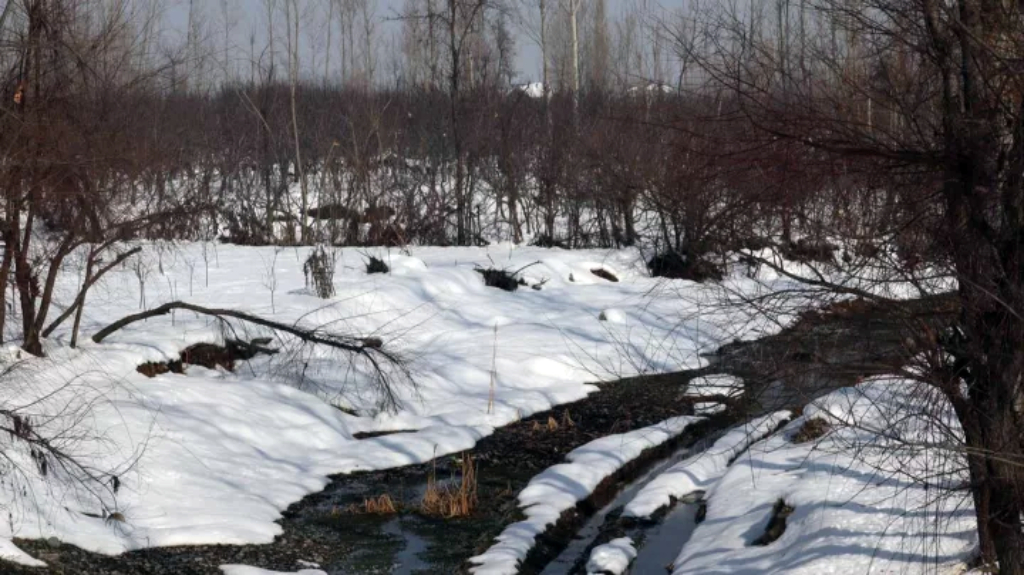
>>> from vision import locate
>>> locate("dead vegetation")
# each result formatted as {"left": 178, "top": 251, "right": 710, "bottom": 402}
{"left": 96, "top": 301, "right": 405, "bottom": 412}
{"left": 135, "top": 339, "right": 279, "bottom": 377}
{"left": 420, "top": 453, "right": 477, "bottom": 518}
{"left": 303, "top": 246, "right": 337, "bottom": 298}
{"left": 647, "top": 251, "right": 723, "bottom": 282}
{"left": 752, "top": 499, "right": 794, "bottom": 546}
{"left": 364, "top": 255, "right": 389, "bottom": 274}
{"left": 475, "top": 261, "right": 541, "bottom": 292}
{"left": 344, "top": 494, "right": 398, "bottom": 515}
{"left": 475, "top": 267, "right": 526, "bottom": 292}
{"left": 792, "top": 417, "right": 832, "bottom": 444}
{"left": 531, "top": 410, "right": 575, "bottom": 433}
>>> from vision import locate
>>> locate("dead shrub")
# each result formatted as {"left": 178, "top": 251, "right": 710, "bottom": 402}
{"left": 752, "top": 499, "right": 794, "bottom": 546}
{"left": 475, "top": 261, "right": 540, "bottom": 292}
{"left": 779, "top": 238, "right": 836, "bottom": 264}
{"left": 421, "top": 453, "right": 478, "bottom": 518}
{"left": 343, "top": 494, "right": 398, "bottom": 515}
{"left": 365, "top": 255, "right": 389, "bottom": 274}
{"left": 647, "top": 251, "right": 723, "bottom": 282}
{"left": 792, "top": 417, "right": 832, "bottom": 443}
{"left": 561, "top": 409, "right": 575, "bottom": 428}
{"left": 303, "top": 245, "right": 336, "bottom": 298}
{"left": 476, "top": 267, "right": 523, "bottom": 292}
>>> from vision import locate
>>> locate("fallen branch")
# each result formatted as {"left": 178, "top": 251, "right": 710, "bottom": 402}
{"left": 92, "top": 301, "right": 405, "bottom": 411}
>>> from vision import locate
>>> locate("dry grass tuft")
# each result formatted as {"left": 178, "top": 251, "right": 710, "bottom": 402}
{"left": 421, "top": 453, "right": 478, "bottom": 518}
{"left": 344, "top": 494, "right": 398, "bottom": 515}
{"left": 561, "top": 409, "right": 575, "bottom": 428}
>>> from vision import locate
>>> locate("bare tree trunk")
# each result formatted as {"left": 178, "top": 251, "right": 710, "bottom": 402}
{"left": 286, "top": 0, "right": 309, "bottom": 243}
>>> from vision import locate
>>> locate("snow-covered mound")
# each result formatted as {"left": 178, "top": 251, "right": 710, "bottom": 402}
{"left": 586, "top": 537, "right": 637, "bottom": 574}
{"left": 624, "top": 410, "right": 791, "bottom": 519}
{"left": 669, "top": 377, "right": 977, "bottom": 574}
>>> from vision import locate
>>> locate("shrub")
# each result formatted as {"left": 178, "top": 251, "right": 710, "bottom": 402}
{"left": 647, "top": 251, "right": 723, "bottom": 282}
{"left": 779, "top": 238, "right": 836, "bottom": 264}
{"left": 792, "top": 417, "right": 832, "bottom": 443}
{"left": 476, "top": 267, "right": 522, "bottom": 292}
{"left": 303, "top": 245, "right": 336, "bottom": 298}
{"left": 365, "top": 255, "right": 389, "bottom": 274}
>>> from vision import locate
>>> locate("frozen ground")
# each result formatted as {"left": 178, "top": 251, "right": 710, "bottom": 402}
{"left": 0, "top": 244, "right": 792, "bottom": 565}
{"left": 0, "top": 243, "right": 977, "bottom": 573}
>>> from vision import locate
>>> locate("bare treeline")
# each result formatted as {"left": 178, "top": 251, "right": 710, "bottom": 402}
{"left": 4, "top": 0, "right": 1024, "bottom": 570}
{"left": 1, "top": 0, "right": 772, "bottom": 256}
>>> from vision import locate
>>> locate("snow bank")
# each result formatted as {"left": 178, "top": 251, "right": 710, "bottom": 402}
{"left": 693, "top": 402, "right": 726, "bottom": 416}
{"left": 683, "top": 374, "right": 744, "bottom": 399}
{"left": 670, "top": 378, "right": 977, "bottom": 574}
{"left": 0, "top": 539, "right": 46, "bottom": 567}
{"left": 624, "top": 411, "right": 791, "bottom": 519}
{"left": 469, "top": 416, "right": 704, "bottom": 575}
{"left": 586, "top": 537, "right": 637, "bottom": 574}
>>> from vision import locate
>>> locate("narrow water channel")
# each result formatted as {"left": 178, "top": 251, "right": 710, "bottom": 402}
{"left": 538, "top": 434, "right": 717, "bottom": 575}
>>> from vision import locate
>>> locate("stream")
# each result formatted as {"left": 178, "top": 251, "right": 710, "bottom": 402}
{"left": 3, "top": 295, "right": 954, "bottom": 575}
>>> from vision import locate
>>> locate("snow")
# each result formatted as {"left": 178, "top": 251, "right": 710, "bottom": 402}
{"left": 598, "top": 308, "right": 627, "bottom": 323}
{"left": 684, "top": 374, "right": 745, "bottom": 399}
{"left": 0, "top": 244, "right": 794, "bottom": 564}
{"left": 468, "top": 415, "right": 704, "bottom": 575}
{"left": 586, "top": 537, "right": 637, "bottom": 574}
{"left": 0, "top": 242, "right": 935, "bottom": 567}
{"left": 220, "top": 566, "right": 327, "bottom": 575}
{"left": 669, "top": 377, "right": 977, "bottom": 575}
{"left": 693, "top": 401, "right": 726, "bottom": 416}
{"left": 0, "top": 539, "right": 47, "bottom": 567}
{"left": 623, "top": 411, "right": 791, "bottom": 519}
{"left": 514, "top": 82, "right": 546, "bottom": 98}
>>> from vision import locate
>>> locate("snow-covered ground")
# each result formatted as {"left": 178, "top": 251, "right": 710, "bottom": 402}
{"left": 0, "top": 242, "right": 978, "bottom": 573}
{"left": 669, "top": 377, "right": 976, "bottom": 575}
{"left": 0, "top": 244, "right": 791, "bottom": 565}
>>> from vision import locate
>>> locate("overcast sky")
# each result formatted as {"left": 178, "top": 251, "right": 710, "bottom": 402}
{"left": 162, "top": 0, "right": 655, "bottom": 85}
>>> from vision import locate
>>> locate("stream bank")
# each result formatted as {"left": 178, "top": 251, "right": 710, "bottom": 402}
{"left": 2, "top": 295, "right": 954, "bottom": 575}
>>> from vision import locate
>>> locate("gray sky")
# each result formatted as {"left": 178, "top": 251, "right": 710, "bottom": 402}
{"left": 162, "top": 0, "right": 654, "bottom": 85}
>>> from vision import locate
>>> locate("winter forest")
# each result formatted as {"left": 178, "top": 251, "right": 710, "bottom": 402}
{"left": 0, "top": 0, "right": 1023, "bottom": 574}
